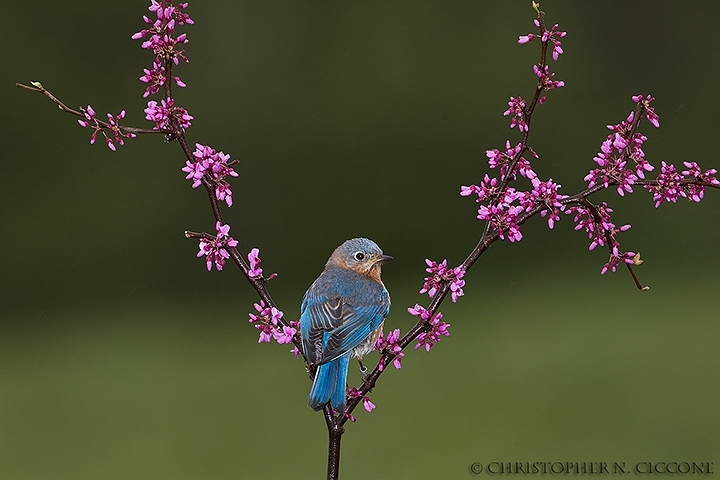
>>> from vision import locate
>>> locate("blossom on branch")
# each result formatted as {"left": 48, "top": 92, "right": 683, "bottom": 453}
{"left": 375, "top": 329, "right": 404, "bottom": 370}
{"left": 632, "top": 94, "right": 660, "bottom": 128}
{"left": 347, "top": 388, "right": 376, "bottom": 413}
{"left": 77, "top": 105, "right": 136, "bottom": 151}
{"left": 520, "top": 177, "right": 565, "bottom": 229}
{"left": 247, "top": 248, "right": 263, "bottom": 278}
{"left": 144, "top": 98, "right": 193, "bottom": 131}
{"left": 478, "top": 202, "right": 524, "bottom": 243}
{"left": 533, "top": 64, "right": 564, "bottom": 104}
{"left": 408, "top": 305, "right": 450, "bottom": 352}
{"left": 518, "top": 18, "right": 566, "bottom": 62}
{"left": 247, "top": 300, "right": 294, "bottom": 345}
{"left": 681, "top": 162, "right": 720, "bottom": 202}
{"left": 132, "top": 1, "right": 192, "bottom": 66}
{"left": 419, "top": 259, "right": 465, "bottom": 303}
{"left": 484, "top": 140, "right": 536, "bottom": 181}
{"left": 504, "top": 96, "right": 528, "bottom": 132}
{"left": 181, "top": 143, "right": 238, "bottom": 206}
{"left": 645, "top": 162, "right": 685, "bottom": 207}
{"left": 197, "top": 221, "right": 238, "bottom": 271}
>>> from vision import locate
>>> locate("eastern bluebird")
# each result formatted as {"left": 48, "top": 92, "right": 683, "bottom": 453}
{"left": 301, "top": 238, "right": 392, "bottom": 412}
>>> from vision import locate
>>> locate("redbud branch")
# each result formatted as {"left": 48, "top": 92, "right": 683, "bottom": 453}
{"left": 481, "top": 9, "right": 549, "bottom": 241}
{"left": 342, "top": 164, "right": 720, "bottom": 421}
{"left": 16, "top": 82, "right": 164, "bottom": 136}
{"left": 578, "top": 197, "right": 645, "bottom": 290}
{"left": 504, "top": 12, "right": 547, "bottom": 183}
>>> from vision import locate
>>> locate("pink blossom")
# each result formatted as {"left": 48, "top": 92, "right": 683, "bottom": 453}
{"left": 519, "top": 20, "right": 566, "bottom": 61}
{"left": 191, "top": 143, "right": 239, "bottom": 205}
{"left": 144, "top": 97, "right": 193, "bottom": 130}
{"left": 247, "top": 300, "right": 289, "bottom": 344}
{"left": 197, "top": 221, "right": 238, "bottom": 271}
{"left": 407, "top": 306, "right": 450, "bottom": 352}
{"left": 78, "top": 105, "right": 136, "bottom": 151}
{"left": 503, "top": 96, "right": 528, "bottom": 132}
{"left": 645, "top": 162, "right": 684, "bottom": 207}
{"left": 585, "top": 135, "right": 638, "bottom": 196}
{"left": 681, "top": 161, "right": 720, "bottom": 203}
{"left": 362, "top": 397, "right": 376, "bottom": 412}
{"left": 520, "top": 177, "right": 566, "bottom": 229}
{"left": 600, "top": 244, "right": 637, "bottom": 275}
{"left": 273, "top": 325, "right": 297, "bottom": 344}
{"left": 181, "top": 160, "right": 205, "bottom": 188}
{"left": 518, "top": 34, "right": 535, "bottom": 44}
{"left": 376, "top": 328, "right": 404, "bottom": 370}
{"left": 247, "top": 248, "right": 263, "bottom": 278}
{"left": 418, "top": 259, "right": 466, "bottom": 303}
{"left": 477, "top": 202, "right": 524, "bottom": 242}
{"left": 632, "top": 94, "right": 660, "bottom": 128}
{"left": 533, "top": 64, "right": 564, "bottom": 103}
{"left": 347, "top": 387, "right": 376, "bottom": 413}
{"left": 566, "top": 203, "right": 631, "bottom": 251}
{"left": 483, "top": 140, "right": 536, "bottom": 181}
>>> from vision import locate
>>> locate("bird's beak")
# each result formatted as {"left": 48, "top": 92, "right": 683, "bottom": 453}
{"left": 379, "top": 254, "right": 394, "bottom": 263}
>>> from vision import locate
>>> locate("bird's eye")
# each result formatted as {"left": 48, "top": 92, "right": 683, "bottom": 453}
{"left": 354, "top": 252, "right": 365, "bottom": 261}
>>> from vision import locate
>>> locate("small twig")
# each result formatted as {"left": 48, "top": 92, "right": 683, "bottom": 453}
{"left": 16, "top": 82, "right": 163, "bottom": 136}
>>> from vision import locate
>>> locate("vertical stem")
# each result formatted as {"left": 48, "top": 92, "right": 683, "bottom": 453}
{"left": 325, "top": 408, "right": 343, "bottom": 480}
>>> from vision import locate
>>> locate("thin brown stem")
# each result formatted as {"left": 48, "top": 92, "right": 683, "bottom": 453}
{"left": 16, "top": 82, "right": 163, "bottom": 135}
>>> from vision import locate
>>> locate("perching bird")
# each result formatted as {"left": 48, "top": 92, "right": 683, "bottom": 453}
{"left": 300, "top": 238, "right": 392, "bottom": 412}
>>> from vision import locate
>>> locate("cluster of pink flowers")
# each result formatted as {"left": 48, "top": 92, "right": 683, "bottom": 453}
{"left": 585, "top": 97, "right": 660, "bottom": 197}
{"left": 632, "top": 94, "right": 660, "bottom": 128}
{"left": 459, "top": 16, "right": 711, "bottom": 281}
{"left": 408, "top": 305, "right": 451, "bottom": 352}
{"left": 197, "top": 222, "right": 239, "bottom": 271}
{"left": 520, "top": 178, "right": 565, "bottom": 228}
{"left": 132, "top": 1, "right": 192, "bottom": 92}
{"left": 680, "top": 162, "right": 720, "bottom": 202}
{"left": 518, "top": 19, "right": 566, "bottom": 104}
{"left": 478, "top": 202, "right": 525, "bottom": 242}
{"left": 565, "top": 203, "right": 635, "bottom": 274}
{"left": 460, "top": 17, "right": 571, "bottom": 245}
{"left": 375, "top": 329, "right": 404, "bottom": 370}
{"left": 77, "top": 106, "right": 137, "bottom": 151}
{"left": 77, "top": 2, "right": 195, "bottom": 149}
{"left": 144, "top": 98, "right": 193, "bottom": 131}
{"left": 533, "top": 64, "right": 564, "bottom": 104}
{"left": 132, "top": 1, "right": 194, "bottom": 133}
{"left": 247, "top": 300, "right": 297, "bottom": 345}
{"left": 181, "top": 143, "right": 239, "bottom": 206}
{"left": 419, "top": 259, "right": 465, "bottom": 303}
{"left": 484, "top": 141, "right": 537, "bottom": 181}
{"left": 518, "top": 19, "right": 567, "bottom": 61}
{"left": 504, "top": 97, "right": 528, "bottom": 133}
{"left": 646, "top": 161, "right": 720, "bottom": 207}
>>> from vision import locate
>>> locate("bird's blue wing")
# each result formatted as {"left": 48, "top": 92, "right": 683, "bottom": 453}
{"left": 319, "top": 299, "right": 389, "bottom": 364}
{"left": 301, "top": 291, "right": 344, "bottom": 365}
{"left": 300, "top": 268, "right": 390, "bottom": 366}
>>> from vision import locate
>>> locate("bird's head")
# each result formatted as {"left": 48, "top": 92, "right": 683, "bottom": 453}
{"left": 328, "top": 237, "right": 393, "bottom": 281}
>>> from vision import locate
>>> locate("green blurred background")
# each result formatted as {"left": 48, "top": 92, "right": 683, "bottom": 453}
{"left": 2, "top": 1, "right": 719, "bottom": 478}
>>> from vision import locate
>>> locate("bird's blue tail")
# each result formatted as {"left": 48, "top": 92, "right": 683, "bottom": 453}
{"left": 308, "top": 352, "right": 351, "bottom": 412}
